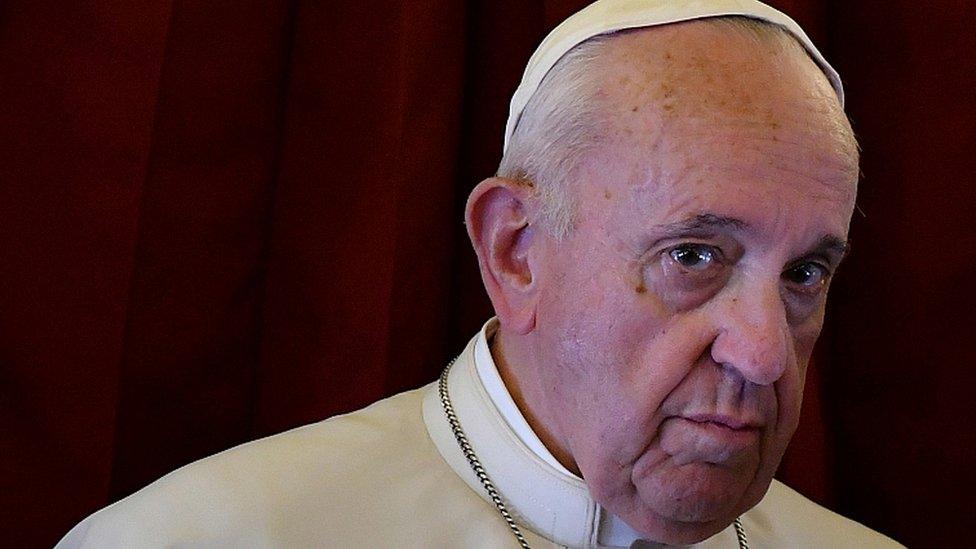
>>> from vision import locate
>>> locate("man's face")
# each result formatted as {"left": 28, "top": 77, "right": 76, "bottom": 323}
{"left": 527, "top": 24, "right": 858, "bottom": 542}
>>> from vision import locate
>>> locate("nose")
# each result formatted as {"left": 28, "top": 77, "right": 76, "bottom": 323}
{"left": 709, "top": 279, "right": 792, "bottom": 386}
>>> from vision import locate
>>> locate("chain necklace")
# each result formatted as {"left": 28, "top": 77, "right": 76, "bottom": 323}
{"left": 437, "top": 358, "right": 750, "bottom": 549}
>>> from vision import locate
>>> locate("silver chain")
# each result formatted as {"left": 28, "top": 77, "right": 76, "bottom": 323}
{"left": 438, "top": 358, "right": 531, "bottom": 548}
{"left": 438, "top": 358, "right": 748, "bottom": 549}
{"left": 733, "top": 517, "right": 749, "bottom": 549}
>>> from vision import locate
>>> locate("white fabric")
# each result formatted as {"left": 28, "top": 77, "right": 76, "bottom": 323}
{"left": 504, "top": 0, "right": 845, "bottom": 153}
{"left": 57, "top": 330, "right": 904, "bottom": 548}
{"left": 474, "top": 318, "right": 574, "bottom": 476}
{"left": 474, "top": 318, "right": 647, "bottom": 545}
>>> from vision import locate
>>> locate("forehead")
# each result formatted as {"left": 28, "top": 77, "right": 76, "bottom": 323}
{"left": 597, "top": 20, "right": 835, "bottom": 106}
{"left": 591, "top": 21, "right": 854, "bottom": 154}
{"left": 572, "top": 21, "right": 858, "bottom": 238}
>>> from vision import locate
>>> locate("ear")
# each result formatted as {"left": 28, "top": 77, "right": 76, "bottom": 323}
{"left": 465, "top": 177, "right": 542, "bottom": 335}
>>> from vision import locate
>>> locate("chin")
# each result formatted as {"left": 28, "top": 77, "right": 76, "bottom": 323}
{"left": 622, "top": 467, "right": 771, "bottom": 544}
{"left": 627, "top": 500, "right": 740, "bottom": 544}
{"left": 623, "top": 500, "right": 749, "bottom": 545}
{"left": 644, "top": 518, "right": 733, "bottom": 546}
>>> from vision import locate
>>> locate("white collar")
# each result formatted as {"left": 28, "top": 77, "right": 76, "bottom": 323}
{"left": 472, "top": 319, "right": 649, "bottom": 546}
{"left": 472, "top": 318, "right": 576, "bottom": 477}
{"left": 422, "top": 321, "right": 736, "bottom": 547}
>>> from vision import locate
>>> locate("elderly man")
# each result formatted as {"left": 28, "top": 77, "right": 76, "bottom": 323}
{"left": 59, "top": 1, "right": 902, "bottom": 547}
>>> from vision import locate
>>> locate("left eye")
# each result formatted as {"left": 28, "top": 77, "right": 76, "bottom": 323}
{"left": 783, "top": 262, "right": 829, "bottom": 288}
{"left": 668, "top": 244, "right": 717, "bottom": 271}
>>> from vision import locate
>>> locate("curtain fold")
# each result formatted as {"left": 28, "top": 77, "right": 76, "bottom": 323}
{"left": 1, "top": 1, "right": 971, "bottom": 547}
{"left": 0, "top": 1, "right": 173, "bottom": 544}
{"left": 108, "top": 0, "right": 295, "bottom": 500}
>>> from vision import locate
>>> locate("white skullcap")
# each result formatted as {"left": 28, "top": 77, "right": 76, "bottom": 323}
{"left": 504, "top": 0, "right": 844, "bottom": 153}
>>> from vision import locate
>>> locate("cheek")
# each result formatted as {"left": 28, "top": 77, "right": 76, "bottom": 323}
{"left": 769, "top": 326, "right": 819, "bottom": 446}
{"left": 538, "top": 248, "right": 721, "bottom": 454}
{"left": 791, "top": 313, "right": 826, "bottom": 368}
{"left": 568, "top": 315, "right": 720, "bottom": 462}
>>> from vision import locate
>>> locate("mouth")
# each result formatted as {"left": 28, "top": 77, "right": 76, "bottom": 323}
{"left": 681, "top": 413, "right": 762, "bottom": 431}
{"left": 658, "top": 415, "right": 762, "bottom": 465}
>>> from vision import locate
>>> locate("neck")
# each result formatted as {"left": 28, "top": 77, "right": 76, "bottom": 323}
{"left": 490, "top": 328, "right": 581, "bottom": 476}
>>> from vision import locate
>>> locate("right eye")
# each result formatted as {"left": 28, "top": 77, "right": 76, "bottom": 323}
{"left": 667, "top": 244, "right": 719, "bottom": 272}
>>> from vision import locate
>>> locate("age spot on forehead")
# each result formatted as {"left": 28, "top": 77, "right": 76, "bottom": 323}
{"left": 659, "top": 82, "right": 675, "bottom": 100}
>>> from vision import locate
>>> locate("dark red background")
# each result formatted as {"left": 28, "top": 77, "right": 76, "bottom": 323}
{"left": 1, "top": 1, "right": 973, "bottom": 546}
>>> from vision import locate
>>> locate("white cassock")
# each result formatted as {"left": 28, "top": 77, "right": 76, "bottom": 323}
{"left": 58, "top": 320, "right": 902, "bottom": 548}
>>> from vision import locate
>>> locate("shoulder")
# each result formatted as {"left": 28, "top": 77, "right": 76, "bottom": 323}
{"left": 59, "top": 384, "right": 459, "bottom": 547}
{"left": 744, "top": 479, "right": 904, "bottom": 548}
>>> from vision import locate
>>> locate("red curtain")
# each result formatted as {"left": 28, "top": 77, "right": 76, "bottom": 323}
{"left": 1, "top": 1, "right": 973, "bottom": 547}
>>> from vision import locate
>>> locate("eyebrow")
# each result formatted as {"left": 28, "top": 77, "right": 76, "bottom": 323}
{"left": 810, "top": 235, "right": 851, "bottom": 261}
{"left": 649, "top": 213, "right": 850, "bottom": 261}
{"left": 650, "top": 213, "right": 749, "bottom": 239}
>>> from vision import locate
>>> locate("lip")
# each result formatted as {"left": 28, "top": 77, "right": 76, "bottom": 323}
{"left": 682, "top": 413, "right": 762, "bottom": 431}
{"left": 659, "top": 415, "right": 762, "bottom": 465}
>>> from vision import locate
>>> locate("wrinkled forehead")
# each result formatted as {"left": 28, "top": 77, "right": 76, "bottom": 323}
{"left": 593, "top": 21, "right": 836, "bottom": 110}
{"left": 563, "top": 24, "right": 860, "bottom": 237}
{"left": 593, "top": 21, "right": 854, "bottom": 159}
{"left": 585, "top": 25, "right": 858, "bottom": 213}
{"left": 504, "top": 0, "right": 845, "bottom": 153}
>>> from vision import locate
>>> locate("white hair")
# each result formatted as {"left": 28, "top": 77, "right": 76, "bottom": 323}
{"left": 497, "top": 16, "right": 853, "bottom": 239}
{"left": 497, "top": 35, "right": 611, "bottom": 239}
